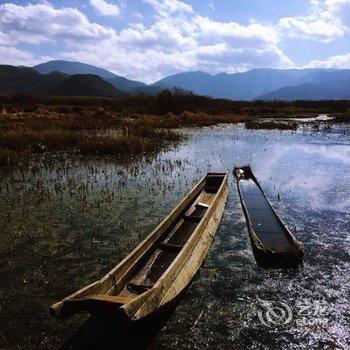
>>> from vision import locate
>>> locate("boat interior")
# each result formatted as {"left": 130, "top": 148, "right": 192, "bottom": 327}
{"left": 82, "top": 173, "right": 226, "bottom": 307}
{"left": 236, "top": 167, "right": 295, "bottom": 253}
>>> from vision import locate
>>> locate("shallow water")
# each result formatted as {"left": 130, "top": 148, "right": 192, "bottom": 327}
{"left": 0, "top": 123, "right": 349, "bottom": 349}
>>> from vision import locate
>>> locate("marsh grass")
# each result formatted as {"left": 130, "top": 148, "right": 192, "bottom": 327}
{"left": 1, "top": 90, "right": 347, "bottom": 166}
{"left": 245, "top": 119, "right": 298, "bottom": 130}
{"left": 333, "top": 111, "right": 350, "bottom": 123}
{"left": 0, "top": 105, "right": 248, "bottom": 166}
{"left": 0, "top": 107, "right": 184, "bottom": 166}
{"left": 0, "top": 148, "right": 13, "bottom": 166}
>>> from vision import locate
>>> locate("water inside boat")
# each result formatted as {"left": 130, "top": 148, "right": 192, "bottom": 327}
{"left": 239, "top": 178, "right": 294, "bottom": 252}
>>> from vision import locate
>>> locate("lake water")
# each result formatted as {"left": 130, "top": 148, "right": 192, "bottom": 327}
{"left": 0, "top": 123, "right": 349, "bottom": 349}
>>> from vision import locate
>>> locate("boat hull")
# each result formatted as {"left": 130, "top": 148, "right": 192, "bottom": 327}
{"left": 234, "top": 166, "right": 303, "bottom": 269}
{"left": 50, "top": 173, "right": 228, "bottom": 324}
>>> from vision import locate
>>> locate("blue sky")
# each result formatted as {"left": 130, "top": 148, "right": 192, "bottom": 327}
{"left": 0, "top": 0, "right": 349, "bottom": 82}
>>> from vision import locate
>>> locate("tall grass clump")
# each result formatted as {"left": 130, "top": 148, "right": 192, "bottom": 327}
{"left": 0, "top": 106, "right": 183, "bottom": 166}
{"left": 1, "top": 90, "right": 348, "bottom": 166}
{"left": 333, "top": 110, "right": 350, "bottom": 123}
{"left": 245, "top": 119, "right": 298, "bottom": 130}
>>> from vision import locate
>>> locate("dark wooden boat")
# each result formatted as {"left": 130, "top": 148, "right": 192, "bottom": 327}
{"left": 234, "top": 165, "right": 303, "bottom": 268}
{"left": 50, "top": 173, "right": 228, "bottom": 323}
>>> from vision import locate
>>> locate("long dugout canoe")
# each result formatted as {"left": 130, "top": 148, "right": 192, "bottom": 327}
{"left": 234, "top": 165, "right": 303, "bottom": 268}
{"left": 50, "top": 173, "right": 228, "bottom": 324}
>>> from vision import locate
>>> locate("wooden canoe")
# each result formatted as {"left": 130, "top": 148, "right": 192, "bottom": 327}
{"left": 234, "top": 166, "right": 303, "bottom": 269}
{"left": 50, "top": 173, "right": 228, "bottom": 324}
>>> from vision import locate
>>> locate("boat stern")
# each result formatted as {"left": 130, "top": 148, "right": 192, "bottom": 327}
{"left": 50, "top": 295, "right": 134, "bottom": 325}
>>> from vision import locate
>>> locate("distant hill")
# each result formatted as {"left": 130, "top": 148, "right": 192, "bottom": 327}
{"left": 107, "top": 75, "right": 161, "bottom": 94}
{"left": 257, "top": 79, "right": 350, "bottom": 100}
{"left": 0, "top": 65, "right": 67, "bottom": 94}
{"left": 296, "top": 70, "right": 350, "bottom": 85}
{"left": 0, "top": 65, "right": 122, "bottom": 97}
{"left": 34, "top": 60, "right": 156, "bottom": 93}
{"left": 48, "top": 74, "right": 122, "bottom": 97}
{"left": 153, "top": 69, "right": 299, "bottom": 99}
{"left": 153, "top": 68, "right": 350, "bottom": 100}
{"left": 34, "top": 60, "right": 116, "bottom": 79}
{"left": 108, "top": 76, "right": 146, "bottom": 90}
{"left": 152, "top": 71, "right": 212, "bottom": 92}
{"left": 2, "top": 61, "right": 350, "bottom": 100}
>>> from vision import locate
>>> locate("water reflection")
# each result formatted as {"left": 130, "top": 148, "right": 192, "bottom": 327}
{"left": 0, "top": 124, "right": 349, "bottom": 349}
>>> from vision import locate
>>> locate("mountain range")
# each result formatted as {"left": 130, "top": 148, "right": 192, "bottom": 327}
{"left": 35, "top": 60, "right": 160, "bottom": 95}
{"left": 0, "top": 60, "right": 349, "bottom": 100}
{"left": 153, "top": 68, "right": 350, "bottom": 100}
{"left": 0, "top": 65, "right": 122, "bottom": 97}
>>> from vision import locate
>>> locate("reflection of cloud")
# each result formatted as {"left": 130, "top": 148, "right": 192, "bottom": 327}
{"left": 281, "top": 169, "right": 332, "bottom": 211}
{"left": 278, "top": 143, "right": 350, "bottom": 212}
{"left": 250, "top": 144, "right": 290, "bottom": 183}
{"left": 165, "top": 125, "right": 350, "bottom": 213}
{"left": 298, "top": 143, "right": 350, "bottom": 166}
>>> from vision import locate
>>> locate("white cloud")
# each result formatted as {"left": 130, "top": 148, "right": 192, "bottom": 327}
{"left": 304, "top": 53, "right": 350, "bottom": 68}
{"left": 0, "top": 31, "right": 11, "bottom": 46}
{"left": 89, "top": 0, "right": 120, "bottom": 16}
{"left": 279, "top": 0, "right": 350, "bottom": 42}
{"left": 279, "top": 17, "right": 343, "bottom": 42}
{"left": 326, "top": 0, "right": 350, "bottom": 28}
{"left": 0, "top": 3, "right": 116, "bottom": 44}
{"left": 196, "top": 45, "right": 293, "bottom": 73}
{"left": 118, "top": 20, "right": 196, "bottom": 49}
{"left": 72, "top": 13, "right": 290, "bottom": 81}
{"left": 143, "top": 0, "right": 194, "bottom": 16}
{"left": 0, "top": 45, "right": 50, "bottom": 66}
{"left": 194, "top": 16, "right": 279, "bottom": 47}
{"left": 0, "top": 1, "right": 293, "bottom": 82}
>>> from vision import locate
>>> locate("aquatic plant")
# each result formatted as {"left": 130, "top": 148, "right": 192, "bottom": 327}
{"left": 0, "top": 107, "right": 184, "bottom": 166}
{"left": 333, "top": 111, "right": 350, "bottom": 123}
{"left": 245, "top": 119, "right": 298, "bottom": 130}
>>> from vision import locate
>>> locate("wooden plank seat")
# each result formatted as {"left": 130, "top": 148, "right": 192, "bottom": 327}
{"left": 185, "top": 203, "right": 208, "bottom": 221}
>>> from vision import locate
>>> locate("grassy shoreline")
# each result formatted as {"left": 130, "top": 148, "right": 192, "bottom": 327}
{"left": 1, "top": 91, "right": 349, "bottom": 166}
{"left": 0, "top": 106, "right": 247, "bottom": 166}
